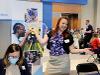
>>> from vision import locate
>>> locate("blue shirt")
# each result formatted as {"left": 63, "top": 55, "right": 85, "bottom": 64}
{"left": 49, "top": 33, "right": 65, "bottom": 56}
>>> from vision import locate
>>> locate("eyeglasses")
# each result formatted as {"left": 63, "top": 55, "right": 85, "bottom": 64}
{"left": 8, "top": 56, "right": 19, "bottom": 59}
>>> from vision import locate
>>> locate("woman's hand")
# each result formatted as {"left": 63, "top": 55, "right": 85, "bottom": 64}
{"left": 31, "top": 28, "right": 39, "bottom": 35}
{"left": 83, "top": 48, "right": 94, "bottom": 54}
{"left": 25, "top": 31, "right": 31, "bottom": 36}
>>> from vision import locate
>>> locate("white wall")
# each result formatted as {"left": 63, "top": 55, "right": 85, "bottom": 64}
{"left": 0, "top": 20, "right": 11, "bottom": 58}
{"left": 96, "top": 0, "right": 100, "bottom": 28}
{"left": 0, "top": 0, "right": 12, "bottom": 19}
{"left": 81, "top": 0, "right": 95, "bottom": 29}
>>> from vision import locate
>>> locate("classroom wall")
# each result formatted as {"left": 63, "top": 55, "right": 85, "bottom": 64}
{"left": 52, "top": 3, "right": 81, "bottom": 29}
{"left": 0, "top": 20, "right": 11, "bottom": 58}
{"left": 96, "top": 0, "right": 100, "bottom": 28}
{"left": 81, "top": 0, "right": 95, "bottom": 29}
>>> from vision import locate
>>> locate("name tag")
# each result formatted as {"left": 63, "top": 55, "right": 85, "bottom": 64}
{"left": 21, "top": 66, "right": 26, "bottom": 70}
{"left": 64, "top": 39, "right": 70, "bottom": 43}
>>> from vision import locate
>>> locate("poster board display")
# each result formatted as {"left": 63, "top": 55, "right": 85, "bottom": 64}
{"left": 11, "top": 1, "right": 44, "bottom": 75}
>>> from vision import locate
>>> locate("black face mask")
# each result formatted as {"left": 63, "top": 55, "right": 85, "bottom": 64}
{"left": 19, "top": 32, "right": 25, "bottom": 37}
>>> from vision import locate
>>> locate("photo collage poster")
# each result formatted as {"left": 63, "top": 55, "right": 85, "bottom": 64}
{"left": 11, "top": 1, "right": 45, "bottom": 74}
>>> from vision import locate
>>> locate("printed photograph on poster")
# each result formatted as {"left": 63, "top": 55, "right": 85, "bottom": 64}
{"left": 25, "top": 8, "right": 38, "bottom": 23}
{"left": 24, "top": 50, "right": 42, "bottom": 74}
{"left": 11, "top": 20, "right": 27, "bottom": 45}
{"left": 24, "top": 50, "right": 41, "bottom": 64}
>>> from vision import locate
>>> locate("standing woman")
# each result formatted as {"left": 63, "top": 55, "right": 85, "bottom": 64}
{"left": 0, "top": 44, "right": 31, "bottom": 75}
{"left": 33, "top": 17, "right": 92, "bottom": 75}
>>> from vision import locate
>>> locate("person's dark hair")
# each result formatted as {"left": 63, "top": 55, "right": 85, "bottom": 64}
{"left": 51, "top": 17, "right": 69, "bottom": 38}
{"left": 93, "top": 33, "right": 98, "bottom": 38}
{"left": 13, "top": 23, "right": 24, "bottom": 34}
{"left": 3, "top": 44, "right": 24, "bottom": 67}
{"left": 86, "top": 20, "right": 90, "bottom": 23}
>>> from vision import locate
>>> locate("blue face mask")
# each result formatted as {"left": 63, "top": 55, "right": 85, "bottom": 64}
{"left": 8, "top": 57, "right": 19, "bottom": 65}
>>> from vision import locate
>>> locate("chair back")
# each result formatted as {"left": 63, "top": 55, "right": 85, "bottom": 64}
{"left": 76, "top": 63, "right": 100, "bottom": 75}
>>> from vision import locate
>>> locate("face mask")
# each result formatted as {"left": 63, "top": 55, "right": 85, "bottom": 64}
{"left": 8, "top": 57, "right": 19, "bottom": 65}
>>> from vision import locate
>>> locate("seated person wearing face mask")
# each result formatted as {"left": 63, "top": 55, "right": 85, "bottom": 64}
{"left": 0, "top": 44, "right": 31, "bottom": 75}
